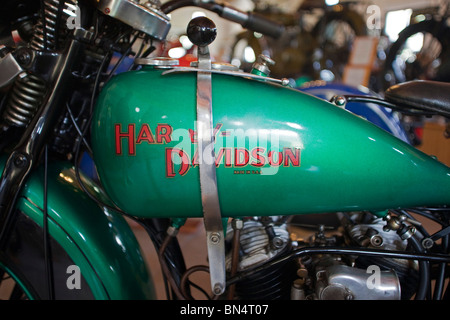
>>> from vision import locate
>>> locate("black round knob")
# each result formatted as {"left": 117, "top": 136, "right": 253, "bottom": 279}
{"left": 186, "top": 16, "right": 217, "bottom": 47}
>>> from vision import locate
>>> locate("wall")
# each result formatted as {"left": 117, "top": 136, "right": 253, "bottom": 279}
{"left": 418, "top": 120, "right": 450, "bottom": 166}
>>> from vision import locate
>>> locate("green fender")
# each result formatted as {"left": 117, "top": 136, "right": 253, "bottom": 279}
{"left": 2, "top": 155, "right": 156, "bottom": 299}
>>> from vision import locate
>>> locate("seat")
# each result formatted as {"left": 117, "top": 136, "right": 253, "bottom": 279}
{"left": 385, "top": 80, "right": 450, "bottom": 118}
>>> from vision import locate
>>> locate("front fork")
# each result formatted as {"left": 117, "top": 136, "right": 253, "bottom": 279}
{"left": 0, "top": 29, "right": 87, "bottom": 247}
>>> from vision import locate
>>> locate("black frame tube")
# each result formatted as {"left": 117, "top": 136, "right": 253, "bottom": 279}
{"left": 227, "top": 245, "right": 450, "bottom": 288}
{"left": 0, "top": 37, "right": 82, "bottom": 248}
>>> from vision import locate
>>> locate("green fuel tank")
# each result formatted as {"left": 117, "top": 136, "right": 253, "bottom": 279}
{"left": 91, "top": 64, "right": 450, "bottom": 219}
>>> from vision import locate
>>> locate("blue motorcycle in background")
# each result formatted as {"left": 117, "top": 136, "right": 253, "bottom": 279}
{"left": 298, "top": 82, "right": 411, "bottom": 143}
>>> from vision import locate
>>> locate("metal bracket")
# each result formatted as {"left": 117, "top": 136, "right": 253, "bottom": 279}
{"left": 195, "top": 45, "right": 226, "bottom": 295}
{"left": 162, "top": 66, "right": 290, "bottom": 86}
{"left": 0, "top": 50, "right": 24, "bottom": 89}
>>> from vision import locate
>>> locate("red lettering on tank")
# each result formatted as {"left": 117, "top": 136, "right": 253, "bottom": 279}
{"left": 268, "top": 151, "right": 283, "bottom": 167}
{"left": 251, "top": 147, "right": 266, "bottom": 167}
{"left": 136, "top": 124, "right": 155, "bottom": 144}
{"left": 156, "top": 124, "right": 173, "bottom": 144}
{"left": 235, "top": 148, "right": 250, "bottom": 167}
{"left": 284, "top": 147, "right": 301, "bottom": 167}
{"left": 115, "top": 124, "right": 135, "bottom": 155}
{"left": 166, "top": 148, "right": 190, "bottom": 178}
{"left": 215, "top": 147, "right": 233, "bottom": 167}
{"left": 114, "top": 123, "right": 302, "bottom": 177}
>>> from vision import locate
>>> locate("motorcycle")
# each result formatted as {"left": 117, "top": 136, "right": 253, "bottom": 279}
{"left": 0, "top": 0, "right": 449, "bottom": 302}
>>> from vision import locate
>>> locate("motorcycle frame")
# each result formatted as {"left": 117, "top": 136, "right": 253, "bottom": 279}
{"left": 0, "top": 28, "right": 157, "bottom": 299}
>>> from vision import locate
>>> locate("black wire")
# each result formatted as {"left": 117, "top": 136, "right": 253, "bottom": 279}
{"left": 135, "top": 218, "right": 190, "bottom": 300}
{"left": 393, "top": 209, "right": 431, "bottom": 238}
{"left": 343, "top": 95, "right": 438, "bottom": 117}
{"left": 226, "top": 245, "right": 450, "bottom": 287}
{"left": 43, "top": 144, "right": 55, "bottom": 299}
{"left": 66, "top": 102, "right": 93, "bottom": 156}
{"left": 187, "top": 280, "right": 212, "bottom": 300}
{"left": 434, "top": 234, "right": 449, "bottom": 300}
{"left": 69, "top": 49, "right": 120, "bottom": 212}
{"left": 158, "top": 233, "right": 186, "bottom": 300}
{"left": 104, "top": 32, "right": 139, "bottom": 83}
{"left": 161, "top": 0, "right": 195, "bottom": 14}
{"left": 408, "top": 208, "right": 449, "bottom": 227}
{"left": 180, "top": 265, "right": 217, "bottom": 300}
{"left": 408, "top": 235, "right": 431, "bottom": 300}
{"left": 392, "top": 208, "right": 450, "bottom": 300}
{"left": 135, "top": 36, "right": 148, "bottom": 60}
{"left": 72, "top": 32, "right": 136, "bottom": 214}
{"left": 71, "top": 29, "right": 151, "bottom": 214}
{"left": 89, "top": 50, "right": 111, "bottom": 114}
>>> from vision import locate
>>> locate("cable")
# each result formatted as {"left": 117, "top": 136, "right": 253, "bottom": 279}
{"left": 104, "top": 32, "right": 139, "bottom": 83}
{"left": 434, "top": 234, "right": 449, "bottom": 300}
{"left": 158, "top": 232, "right": 186, "bottom": 300}
{"left": 180, "top": 265, "right": 219, "bottom": 300}
{"left": 226, "top": 246, "right": 450, "bottom": 287}
{"left": 43, "top": 144, "right": 55, "bottom": 299}
{"left": 66, "top": 102, "right": 93, "bottom": 155}
{"left": 408, "top": 207, "right": 449, "bottom": 227}
{"left": 71, "top": 30, "right": 136, "bottom": 214}
{"left": 408, "top": 235, "right": 431, "bottom": 300}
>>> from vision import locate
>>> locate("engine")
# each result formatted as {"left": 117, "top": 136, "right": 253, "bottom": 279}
{"left": 225, "top": 217, "right": 297, "bottom": 300}
{"left": 225, "top": 212, "right": 419, "bottom": 300}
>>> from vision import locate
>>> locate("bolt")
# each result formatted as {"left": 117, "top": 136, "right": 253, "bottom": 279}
{"left": 144, "top": 0, "right": 161, "bottom": 9}
{"left": 210, "top": 232, "right": 220, "bottom": 244}
{"left": 272, "top": 237, "right": 284, "bottom": 248}
{"left": 332, "top": 96, "right": 346, "bottom": 107}
{"left": 14, "top": 154, "right": 28, "bottom": 168}
{"left": 370, "top": 235, "right": 384, "bottom": 247}
{"left": 15, "top": 48, "right": 32, "bottom": 66}
{"left": 213, "top": 283, "right": 223, "bottom": 295}
{"left": 422, "top": 238, "right": 434, "bottom": 249}
{"left": 281, "top": 78, "right": 290, "bottom": 86}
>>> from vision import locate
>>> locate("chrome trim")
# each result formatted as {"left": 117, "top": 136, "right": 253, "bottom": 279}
{"left": 0, "top": 52, "right": 24, "bottom": 89}
{"left": 195, "top": 45, "right": 226, "bottom": 296}
{"left": 190, "top": 61, "right": 240, "bottom": 71}
{"left": 96, "top": 0, "right": 171, "bottom": 40}
{"left": 134, "top": 57, "right": 179, "bottom": 67}
{"left": 162, "top": 66, "right": 290, "bottom": 86}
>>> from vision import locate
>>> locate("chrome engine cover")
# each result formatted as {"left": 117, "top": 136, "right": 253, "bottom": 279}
{"left": 315, "top": 264, "right": 401, "bottom": 300}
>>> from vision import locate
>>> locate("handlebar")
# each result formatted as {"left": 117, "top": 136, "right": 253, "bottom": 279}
{"left": 160, "top": 0, "right": 285, "bottom": 39}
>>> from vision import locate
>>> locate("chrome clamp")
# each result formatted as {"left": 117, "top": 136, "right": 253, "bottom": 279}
{"left": 188, "top": 17, "right": 226, "bottom": 295}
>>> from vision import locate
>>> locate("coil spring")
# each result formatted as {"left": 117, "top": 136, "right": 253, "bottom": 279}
{"left": 2, "top": 0, "right": 76, "bottom": 128}
{"left": 30, "top": 0, "right": 78, "bottom": 51}
{"left": 3, "top": 74, "right": 47, "bottom": 127}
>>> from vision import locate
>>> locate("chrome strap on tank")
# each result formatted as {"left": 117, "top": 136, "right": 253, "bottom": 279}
{"left": 196, "top": 42, "right": 226, "bottom": 296}
{"left": 185, "top": 17, "right": 226, "bottom": 296}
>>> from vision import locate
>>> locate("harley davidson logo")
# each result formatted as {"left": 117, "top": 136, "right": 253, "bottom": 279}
{"left": 114, "top": 123, "right": 302, "bottom": 177}
{"left": 165, "top": 146, "right": 300, "bottom": 177}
